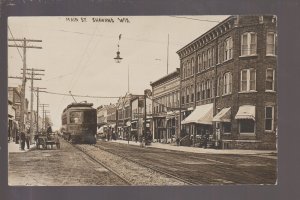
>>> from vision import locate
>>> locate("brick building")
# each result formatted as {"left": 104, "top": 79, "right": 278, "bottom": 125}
{"left": 150, "top": 68, "right": 180, "bottom": 143}
{"left": 177, "top": 15, "right": 277, "bottom": 149}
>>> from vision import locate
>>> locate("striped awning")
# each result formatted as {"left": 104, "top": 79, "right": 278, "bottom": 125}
{"left": 235, "top": 105, "right": 256, "bottom": 121}
{"left": 182, "top": 103, "right": 213, "bottom": 125}
{"left": 213, "top": 107, "right": 231, "bottom": 122}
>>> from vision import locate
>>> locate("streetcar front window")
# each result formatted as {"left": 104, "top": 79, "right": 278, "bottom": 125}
{"left": 84, "top": 111, "right": 96, "bottom": 123}
{"left": 70, "top": 112, "right": 83, "bottom": 124}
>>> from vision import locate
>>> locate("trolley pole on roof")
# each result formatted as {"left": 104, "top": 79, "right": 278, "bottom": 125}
{"left": 69, "top": 91, "right": 77, "bottom": 103}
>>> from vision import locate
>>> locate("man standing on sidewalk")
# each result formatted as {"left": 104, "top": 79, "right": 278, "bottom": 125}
{"left": 20, "top": 131, "right": 26, "bottom": 150}
{"left": 25, "top": 127, "right": 30, "bottom": 149}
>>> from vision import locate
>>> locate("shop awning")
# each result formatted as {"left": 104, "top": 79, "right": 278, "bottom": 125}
{"left": 235, "top": 105, "right": 256, "bottom": 121}
{"left": 181, "top": 103, "right": 213, "bottom": 125}
{"left": 213, "top": 107, "right": 231, "bottom": 122}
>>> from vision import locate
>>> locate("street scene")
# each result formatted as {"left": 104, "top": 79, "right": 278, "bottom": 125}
{"left": 8, "top": 15, "right": 277, "bottom": 185}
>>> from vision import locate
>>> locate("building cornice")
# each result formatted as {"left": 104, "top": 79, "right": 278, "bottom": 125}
{"left": 176, "top": 16, "right": 236, "bottom": 59}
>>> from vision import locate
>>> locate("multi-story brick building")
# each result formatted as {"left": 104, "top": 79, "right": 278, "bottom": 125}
{"left": 177, "top": 15, "right": 277, "bottom": 149}
{"left": 150, "top": 68, "right": 180, "bottom": 143}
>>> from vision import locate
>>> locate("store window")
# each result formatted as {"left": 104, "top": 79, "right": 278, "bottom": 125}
{"left": 223, "top": 72, "right": 232, "bottom": 95}
{"left": 241, "top": 32, "right": 257, "bottom": 56}
{"left": 240, "top": 119, "right": 255, "bottom": 134}
{"left": 240, "top": 69, "right": 256, "bottom": 92}
{"left": 266, "top": 32, "right": 276, "bottom": 56}
{"left": 224, "top": 37, "right": 233, "bottom": 61}
{"left": 265, "top": 106, "right": 274, "bottom": 131}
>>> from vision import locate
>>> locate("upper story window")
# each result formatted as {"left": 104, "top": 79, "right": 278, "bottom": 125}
{"left": 186, "top": 87, "right": 190, "bottom": 103}
{"left": 216, "top": 76, "right": 222, "bottom": 97}
{"left": 191, "top": 85, "right": 194, "bottom": 102}
{"left": 266, "top": 32, "right": 276, "bottom": 56}
{"left": 241, "top": 32, "right": 257, "bottom": 56}
{"left": 206, "top": 80, "right": 211, "bottom": 98}
{"left": 187, "top": 61, "right": 190, "bottom": 77}
{"left": 207, "top": 48, "right": 212, "bottom": 67}
{"left": 202, "top": 51, "right": 207, "bottom": 70}
{"left": 265, "top": 106, "right": 274, "bottom": 131}
{"left": 201, "top": 82, "right": 205, "bottom": 100}
{"left": 217, "top": 43, "right": 222, "bottom": 64}
{"left": 224, "top": 37, "right": 233, "bottom": 61}
{"left": 266, "top": 68, "right": 275, "bottom": 91}
{"left": 223, "top": 72, "right": 232, "bottom": 95}
{"left": 197, "top": 55, "right": 201, "bottom": 73}
{"left": 211, "top": 46, "right": 215, "bottom": 66}
{"left": 196, "top": 82, "right": 201, "bottom": 101}
{"left": 191, "top": 58, "right": 195, "bottom": 75}
{"left": 240, "top": 68, "right": 256, "bottom": 92}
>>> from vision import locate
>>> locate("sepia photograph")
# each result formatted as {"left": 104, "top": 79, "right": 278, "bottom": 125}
{"left": 7, "top": 15, "right": 277, "bottom": 186}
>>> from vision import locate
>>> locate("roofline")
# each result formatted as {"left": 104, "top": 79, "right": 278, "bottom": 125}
{"left": 176, "top": 16, "right": 235, "bottom": 55}
{"left": 150, "top": 68, "right": 180, "bottom": 87}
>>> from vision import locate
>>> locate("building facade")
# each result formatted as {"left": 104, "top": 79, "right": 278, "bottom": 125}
{"left": 131, "top": 94, "right": 153, "bottom": 141}
{"left": 150, "top": 68, "right": 180, "bottom": 143}
{"left": 177, "top": 15, "right": 277, "bottom": 149}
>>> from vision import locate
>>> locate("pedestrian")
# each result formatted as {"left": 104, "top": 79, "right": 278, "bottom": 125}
{"left": 25, "top": 128, "right": 30, "bottom": 149}
{"left": 20, "top": 131, "right": 26, "bottom": 150}
{"left": 176, "top": 137, "right": 180, "bottom": 146}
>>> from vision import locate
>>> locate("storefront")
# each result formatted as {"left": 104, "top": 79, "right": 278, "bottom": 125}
{"left": 235, "top": 105, "right": 256, "bottom": 138}
{"left": 181, "top": 103, "right": 213, "bottom": 146}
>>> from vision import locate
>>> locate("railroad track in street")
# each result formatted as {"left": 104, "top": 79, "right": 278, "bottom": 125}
{"left": 93, "top": 144, "right": 199, "bottom": 185}
{"left": 71, "top": 143, "right": 132, "bottom": 185}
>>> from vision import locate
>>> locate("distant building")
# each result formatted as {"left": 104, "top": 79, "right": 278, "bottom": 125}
{"left": 150, "top": 68, "right": 180, "bottom": 143}
{"left": 130, "top": 94, "right": 152, "bottom": 141}
{"left": 177, "top": 15, "right": 277, "bottom": 149}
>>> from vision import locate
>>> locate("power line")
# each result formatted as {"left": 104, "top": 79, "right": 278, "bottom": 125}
{"left": 41, "top": 91, "right": 120, "bottom": 99}
{"left": 8, "top": 25, "right": 23, "bottom": 59}
{"left": 169, "top": 16, "right": 221, "bottom": 23}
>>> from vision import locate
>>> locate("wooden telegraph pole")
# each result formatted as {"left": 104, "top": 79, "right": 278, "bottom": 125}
{"left": 8, "top": 38, "right": 42, "bottom": 133}
{"left": 34, "top": 87, "right": 46, "bottom": 133}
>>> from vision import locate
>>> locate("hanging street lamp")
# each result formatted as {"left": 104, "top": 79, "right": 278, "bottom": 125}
{"left": 114, "top": 34, "right": 123, "bottom": 63}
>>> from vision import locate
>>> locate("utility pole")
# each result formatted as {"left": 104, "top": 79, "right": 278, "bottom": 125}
{"left": 34, "top": 87, "right": 46, "bottom": 134}
{"left": 43, "top": 110, "right": 51, "bottom": 130}
{"left": 8, "top": 38, "right": 42, "bottom": 133}
{"left": 39, "top": 104, "right": 49, "bottom": 132}
{"left": 26, "top": 68, "right": 45, "bottom": 141}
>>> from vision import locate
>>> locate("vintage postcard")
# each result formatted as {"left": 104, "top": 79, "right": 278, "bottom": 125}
{"left": 7, "top": 15, "right": 277, "bottom": 186}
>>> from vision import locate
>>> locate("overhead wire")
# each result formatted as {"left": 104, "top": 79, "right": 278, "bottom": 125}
{"left": 8, "top": 25, "right": 23, "bottom": 60}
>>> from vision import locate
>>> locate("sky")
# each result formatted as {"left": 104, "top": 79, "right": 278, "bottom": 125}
{"left": 8, "top": 15, "right": 229, "bottom": 130}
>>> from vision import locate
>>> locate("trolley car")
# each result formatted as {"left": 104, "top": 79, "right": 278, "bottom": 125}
{"left": 61, "top": 102, "right": 97, "bottom": 144}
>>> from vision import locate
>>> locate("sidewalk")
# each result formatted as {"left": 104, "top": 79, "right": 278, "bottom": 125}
{"left": 8, "top": 141, "right": 35, "bottom": 153}
{"left": 110, "top": 139, "right": 277, "bottom": 155}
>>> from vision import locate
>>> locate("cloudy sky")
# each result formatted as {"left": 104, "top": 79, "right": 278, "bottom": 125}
{"left": 8, "top": 15, "right": 229, "bottom": 130}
